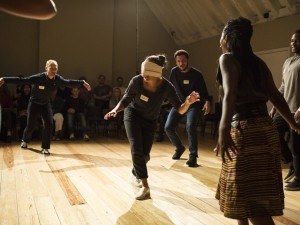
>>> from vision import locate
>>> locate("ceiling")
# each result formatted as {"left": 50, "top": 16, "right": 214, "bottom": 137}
{"left": 144, "top": 0, "right": 300, "bottom": 46}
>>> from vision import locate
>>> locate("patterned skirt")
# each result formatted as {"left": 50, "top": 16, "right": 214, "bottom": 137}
{"left": 215, "top": 116, "right": 284, "bottom": 220}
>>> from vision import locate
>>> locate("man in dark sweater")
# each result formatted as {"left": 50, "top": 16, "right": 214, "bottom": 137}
{"left": 0, "top": 59, "right": 91, "bottom": 154}
{"left": 165, "top": 50, "right": 211, "bottom": 167}
{"left": 64, "top": 87, "right": 89, "bottom": 141}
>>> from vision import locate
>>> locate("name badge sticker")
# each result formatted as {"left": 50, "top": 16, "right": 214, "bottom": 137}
{"left": 183, "top": 80, "right": 189, "bottom": 85}
{"left": 140, "top": 94, "right": 149, "bottom": 102}
{"left": 39, "top": 86, "right": 45, "bottom": 90}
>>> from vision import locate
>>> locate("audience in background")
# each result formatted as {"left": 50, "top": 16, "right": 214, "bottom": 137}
{"left": 78, "top": 76, "right": 92, "bottom": 106}
{"left": 51, "top": 88, "right": 65, "bottom": 141}
{"left": 16, "top": 84, "right": 31, "bottom": 139}
{"left": 114, "top": 76, "right": 127, "bottom": 96}
{"left": 57, "top": 86, "right": 71, "bottom": 100}
{"left": 106, "top": 87, "right": 124, "bottom": 136}
{"left": 12, "top": 75, "right": 24, "bottom": 106}
{"left": 64, "top": 87, "right": 89, "bottom": 141}
{"left": 0, "top": 84, "right": 14, "bottom": 142}
{"left": 93, "top": 74, "right": 112, "bottom": 110}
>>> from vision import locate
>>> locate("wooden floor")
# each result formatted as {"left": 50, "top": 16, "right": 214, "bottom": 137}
{"left": 0, "top": 132, "right": 300, "bottom": 225}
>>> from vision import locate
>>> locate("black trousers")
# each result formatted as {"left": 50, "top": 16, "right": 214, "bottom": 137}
{"left": 273, "top": 113, "right": 300, "bottom": 177}
{"left": 124, "top": 117, "right": 156, "bottom": 179}
{"left": 23, "top": 102, "right": 53, "bottom": 149}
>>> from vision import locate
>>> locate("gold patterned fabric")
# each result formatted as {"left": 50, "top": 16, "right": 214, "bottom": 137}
{"left": 216, "top": 116, "right": 284, "bottom": 219}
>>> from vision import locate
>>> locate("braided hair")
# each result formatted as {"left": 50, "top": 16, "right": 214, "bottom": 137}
{"left": 223, "top": 17, "right": 262, "bottom": 88}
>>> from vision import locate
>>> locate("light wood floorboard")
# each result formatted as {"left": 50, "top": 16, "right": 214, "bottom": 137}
{"left": 0, "top": 132, "right": 299, "bottom": 225}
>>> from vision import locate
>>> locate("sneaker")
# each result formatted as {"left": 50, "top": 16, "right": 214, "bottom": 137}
{"left": 83, "top": 134, "right": 90, "bottom": 141}
{"left": 20, "top": 140, "right": 27, "bottom": 148}
{"left": 131, "top": 176, "right": 142, "bottom": 188}
{"left": 69, "top": 133, "right": 75, "bottom": 140}
{"left": 284, "top": 167, "right": 295, "bottom": 183}
{"left": 186, "top": 156, "right": 197, "bottom": 167}
{"left": 285, "top": 178, "right": 300, "bottom": 191}
{"left": 172, "top": 147, "right": 185, "bottom": 160}
{"left": 52, "top": 135, "right": 60, "bottom": 141}
{"left": 135, "top": 187, "right": 150, "bottom": 200}
{"left": 41, "top": 149, "right": 50, "bottom": 155}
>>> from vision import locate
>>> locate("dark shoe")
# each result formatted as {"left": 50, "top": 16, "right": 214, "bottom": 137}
{"left": 41, "top": 149, "right": 50, "bottom": 155}
{"left": 172, "top": 147, "right": 185, "bottom": 160}
{"left": 285, "top": 178, "right": 300, "bottom": 191}
{"left": 186, "top": 156, "right": 197, "bottom": 167}
{"left": 20, "top": 140, "right": 27, "bottom": 148}
{"left": 284, "top": 167, "right": 295, "bottom": 183}
{"left": 155, "top": 135, "right": 164, "bottom": 142}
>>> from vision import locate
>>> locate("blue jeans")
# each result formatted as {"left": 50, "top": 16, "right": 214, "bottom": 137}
{"left": 67, "top": 112, "right": 87, "bottom": 135}
{"left": 165, "top": 106, "right": 200, "bottom": 157}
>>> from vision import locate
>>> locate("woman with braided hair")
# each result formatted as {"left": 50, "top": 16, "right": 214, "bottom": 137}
{"left": 216, "top": 17, "right": 300, "bottom": 225}
{"left": 104, "top": 54, "right": 199, "bottom": 200}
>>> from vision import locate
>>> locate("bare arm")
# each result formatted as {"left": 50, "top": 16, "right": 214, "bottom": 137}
{"left": 0, "top": 0, "right": 57, "bottom": 20}
{"left": 217, "top": 54, "right": 239, "bottom": 161}
{"left": 104, "top": 101, "right": 124, "bottom": 120}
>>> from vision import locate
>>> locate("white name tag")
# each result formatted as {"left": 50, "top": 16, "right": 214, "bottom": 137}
{"left": 183, "top": 80, "right": 189, "bottom": 84}
{"left": 140, "top": 94, "right": 149, "bottom": 102}
{"left": 39, "top": 86, "right": 45, "bottom": 90}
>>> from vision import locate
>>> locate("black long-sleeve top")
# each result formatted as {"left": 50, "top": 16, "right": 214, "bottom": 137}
{"left": 170, "top": 67, "right": 209, "bottom": 107}
{"left": 3, "top": 72, "right": 84, "bottom": 105}
{"left": 120, "top": 75, "right": 182, "bottom": 121}
{"left": 64, "top": 96, "right": 85, "bottom": 114}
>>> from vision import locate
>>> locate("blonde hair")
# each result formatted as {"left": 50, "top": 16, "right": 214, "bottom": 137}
{"left": 46, "top": 59, "right": 58, "bottom": 67}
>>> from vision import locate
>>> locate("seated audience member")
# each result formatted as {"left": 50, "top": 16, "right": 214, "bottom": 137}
{"left": 16, "top": 84, "right": 31, "bottom": 138}
{"left": 114, "top": 76, "right": 127, "bottom": 96}
{"left": 12, "top": 75, "right": 24, "bottom": 106}
{"left": 93, "top": 74, "right": 112, "bottom": 110}
{"left": 51, "top": 88, "right": 65, "bottom": 141}
{"left": 109, "top": 87, "right": 122, "bottom": 110}
{"left": 0, "top": 84, "right": 15, "bottom": 142}
{"left": 106, "top": 87, "right": 124, "bottom": 134}
{"left": 57, "top": 86, "right": 71, "bottom": 100}
{"left": 64, "top": 87, "right": 89, "bottom": 141}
